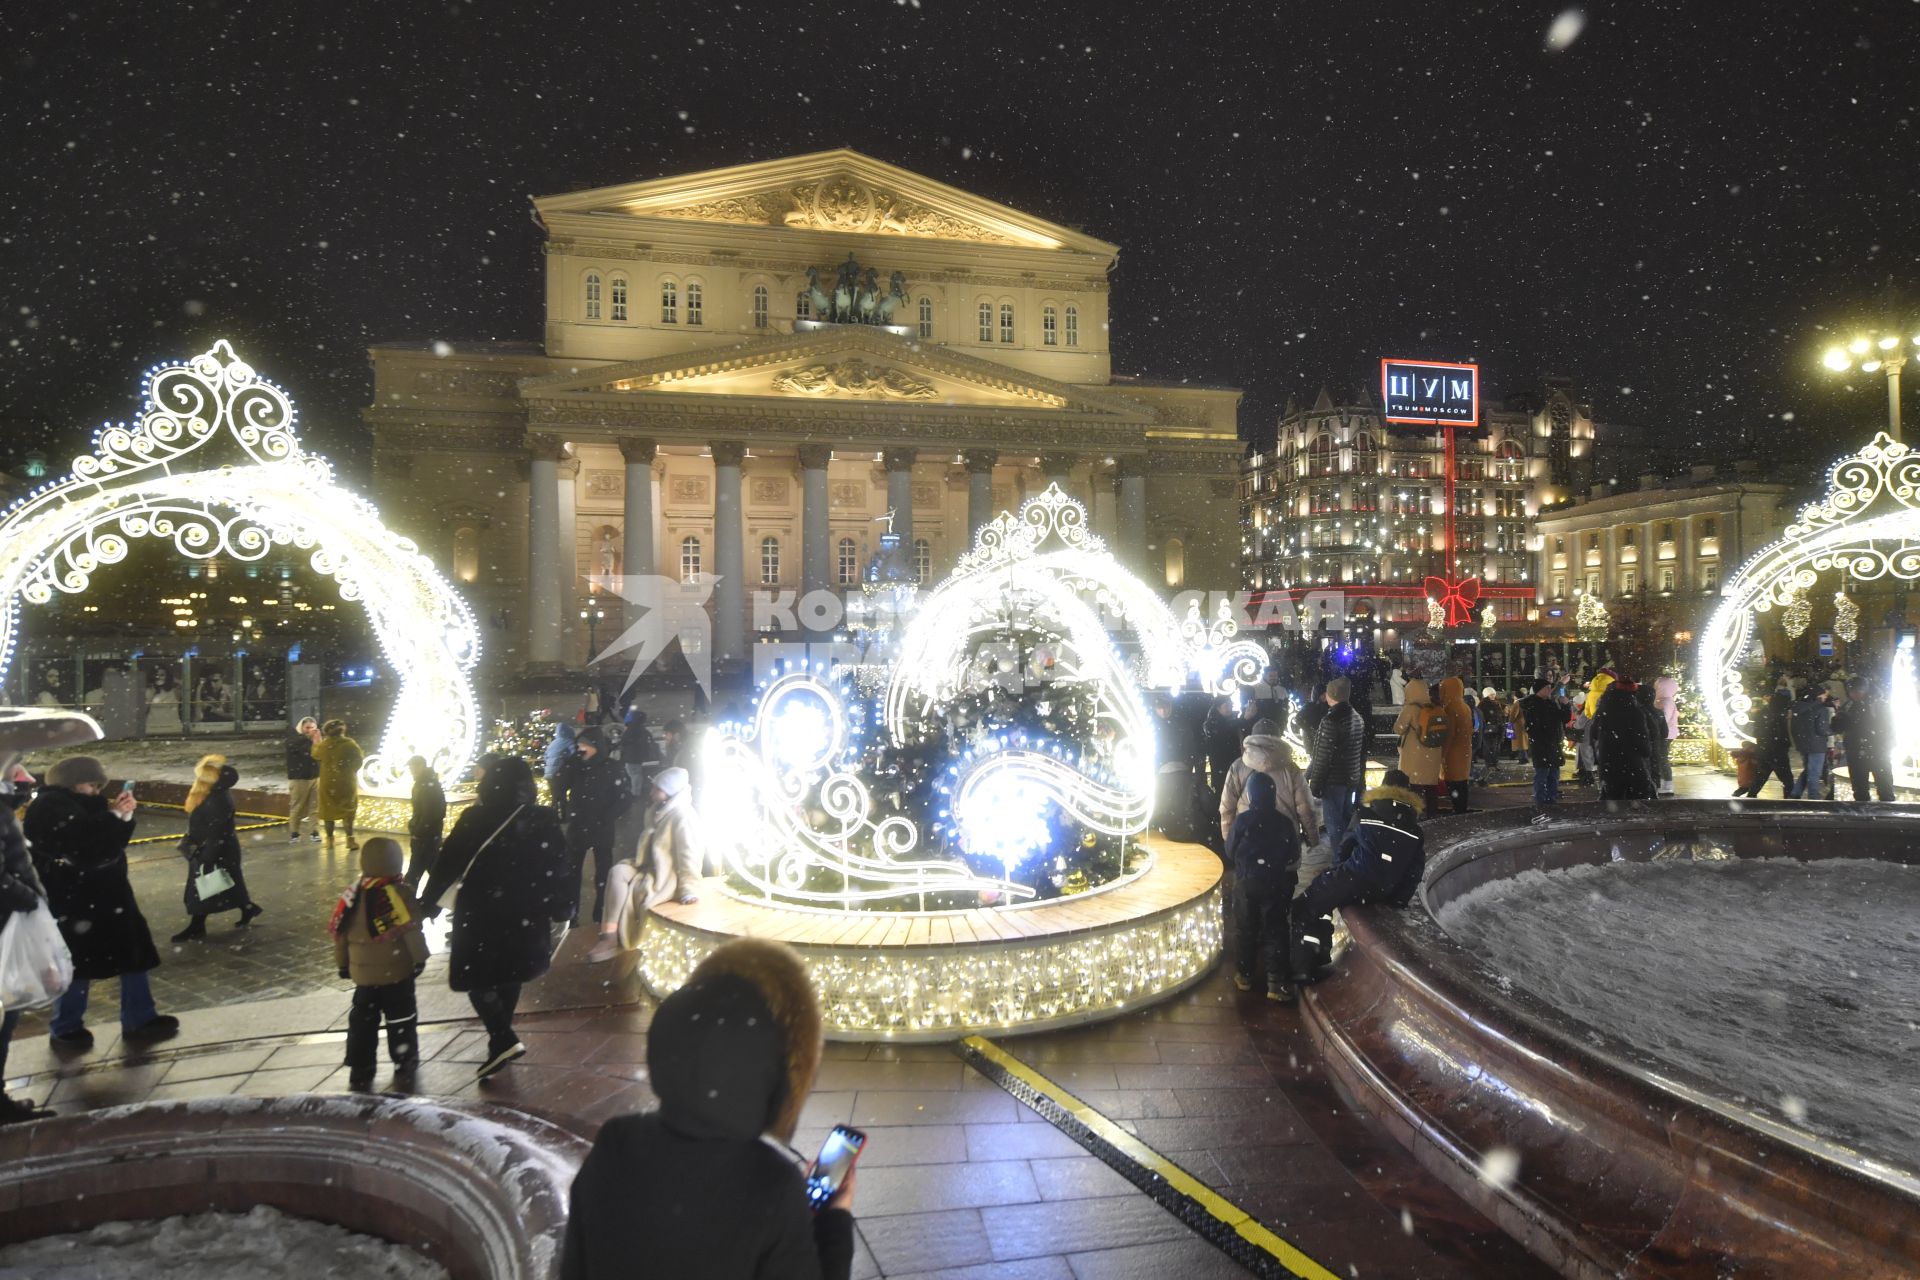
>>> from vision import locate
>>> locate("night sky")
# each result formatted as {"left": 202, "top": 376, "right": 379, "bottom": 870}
{"left": 4, "top": 1, "right": 1915, "bottom": 478}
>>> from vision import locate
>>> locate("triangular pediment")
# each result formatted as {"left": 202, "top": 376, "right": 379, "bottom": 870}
{"left": 519, "top": 328, "right": 1150, "bottom": 419}
{"left": 530, "top": 149, "right": 1113, "bottom": 255}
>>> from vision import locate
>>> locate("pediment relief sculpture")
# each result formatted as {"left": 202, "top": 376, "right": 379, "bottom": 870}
{"left": 771, "top": 358, "right": 936, "bottom": 401}
{"left": 648, "top": 171, "right": 1016, "bottom": 245}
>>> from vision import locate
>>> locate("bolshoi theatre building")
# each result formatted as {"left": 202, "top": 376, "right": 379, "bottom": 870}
{"left": 363, "top": 150, "right": 1242, "bottom": 679}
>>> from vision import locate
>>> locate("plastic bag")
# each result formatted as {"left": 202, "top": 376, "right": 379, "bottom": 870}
{"left": 0, "top": 901, "right": 74, "bottom": 1011}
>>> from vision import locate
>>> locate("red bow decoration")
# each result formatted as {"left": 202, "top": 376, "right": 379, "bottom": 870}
{"left": 1424, "top": 576, "right": 1482, "bottom": 627}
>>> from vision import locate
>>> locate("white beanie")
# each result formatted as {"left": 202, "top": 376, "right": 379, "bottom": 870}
{"left": 655, "top": 766, "right": 690, "bottom": 798}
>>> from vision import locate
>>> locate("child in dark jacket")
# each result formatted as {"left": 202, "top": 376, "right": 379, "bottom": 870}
{"left": 1290, "top": 770, "right": 1427, "bottom": 983}
{"left": 1226, "top": 771, "right": 1302, "bottom": 1003}
{"left": 330, "top": 837, "right": 430, "bottom": 1088}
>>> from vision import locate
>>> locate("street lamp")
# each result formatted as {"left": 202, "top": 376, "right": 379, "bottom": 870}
{"left": 579, "top": 606, "right": 605, "bottom": 658}
{"left": 1822, "top": 329, "right": 1920, "bottom": 442}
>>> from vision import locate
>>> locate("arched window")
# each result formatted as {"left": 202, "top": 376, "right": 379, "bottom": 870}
{"left": 679, "top": 534, "right": 702, "bottom": 583}
{"left": 918, "top": 295, "right": 934, "bottom": 340}
{"left": 686, "top": 282, "right": 704, "bottom": 326}
{"left": 1308, "top": 434, "right": 1336, "bottom": 476}
{"left": 1064, "top": 304, "right": 1079, "bottom": 347}
{"left": 1493, "top": 439, "right": 1526, "bottom": 484}
{"left": 837, "top": 536, "right": 859, "bottom": 584}
{"left": 999, "top": 303, "right": 1015, "bottom": 344}
{"left": 584, "top": 273, "right": 603, "bottom": 322}
{"left": 795, "top": 289, "right": 811, "bottom": 320}
{"left": 752, "top": 284, "right": 769, "bottom": 329}
{"left": 1165, "top": 537, "right": 1186, "bottom": 589}
{"left": 759, "top": 535, "right": 780, "bottom": 585}
{"left": 660, "top": 280, "right": 679, "bottom": 325}
{"left": 1350, "top": 432, "right": 1377, "bottom": 474}
{"left": 609, "top": 275, "right": 628, "bottom": 322}
{"left": 911, "top": 537, "right": 931, "bottom": 584}
{"left": 977, "top": 302, "right": 993, "bottom": 343}
{"left": 1042, "top": 305, "right": 1058, "bottom": 346}
{"left": 451, "top": 526, "right": 479, "bottom": 583}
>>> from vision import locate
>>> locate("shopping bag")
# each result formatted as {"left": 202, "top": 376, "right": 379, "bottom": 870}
{"left": 0, "top": 901, "right": 75, "bottom": 1010}
{"left": 193, "top": 864, "right": 236, "bottom": 901}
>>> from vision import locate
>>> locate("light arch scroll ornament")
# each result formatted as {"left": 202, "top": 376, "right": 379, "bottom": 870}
{"left": 0, "top": 341, "right": 482, "bottom": 794}
{"left": 1700, "top": 432, "right": 1920, "bottom": 745}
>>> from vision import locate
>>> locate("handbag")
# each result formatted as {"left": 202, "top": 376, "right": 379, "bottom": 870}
{"left": 193, "top": 863, "right": 236, "bottom": 901}
{"left": 0, "top": 900, "right": 75, "bottom": 1010}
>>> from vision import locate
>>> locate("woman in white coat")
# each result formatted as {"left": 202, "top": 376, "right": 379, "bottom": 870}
{"left": 588, "top": 767, "right": 705, "bottom": 962}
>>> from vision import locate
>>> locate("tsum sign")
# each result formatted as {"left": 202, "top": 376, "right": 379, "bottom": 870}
{"left": 1380, "top": 359, "right": 1479, "bottom": 428}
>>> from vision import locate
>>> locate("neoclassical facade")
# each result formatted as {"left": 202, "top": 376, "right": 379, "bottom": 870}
{"left": 365, "top": 151, "right": 1241, "bottom": 676}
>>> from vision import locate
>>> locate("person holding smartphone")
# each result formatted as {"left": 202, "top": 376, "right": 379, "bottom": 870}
{"left": 560, "top": 938, "right": 855, "bottom": 1280}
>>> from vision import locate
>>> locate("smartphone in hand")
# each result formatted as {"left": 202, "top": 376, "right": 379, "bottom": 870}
{"left": 805, "top": 1125, "right": 866, "bottom": 1211}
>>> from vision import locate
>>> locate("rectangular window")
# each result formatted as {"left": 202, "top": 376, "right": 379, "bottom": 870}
{"left": 837, "top": 539, "right": 859, "bottom": 585}
{"left": 999, "top": 303, "right": 1015, "bottom": 344}
{"left": 1065, "top": 306, "right": 1079, "bottom": 347}
{"left": 1553, "top": 575, "right": 1566, "bottom": 600}
{"left": 1703, "top": 517, "right": 1718, "bottom": 538}
{"left": 796, "top": 291, "right": 811, "bottom": 320}
{"left": 686, "top": 283, "right": 703, "bottom": 326}
{"left": 1622, "top": 569, "right": 1636, "bottom": 594}
{"left": 1661, "top": 568, "right": 1675, "bottom": 592}
{"left": 1554, "top": 537, "right": 1565, "bottom": 553}
{"left": 1586, "top": 573, "right": 1600, "bottom": 596}
{"left": 610, "top": 277, "right": 628, "bottom": 322}
{"left": 752, "top": 286, "right": 769, "bottom": 329}
{"left": 661, "top": 282, "right": 678, "bottom": 325}
{"left": 1623, "top": 527, "right": 1637, "bottom": 545}
{"left": 918, "top": 296, "right": 933, "bottom": 340}
{"left": 1703, "top": 564, "right": 1719, "bottom": 592}
{"left": 1659, "top": 522, "right": 1674, "bottom": 541}
{"left": 1042, "top": 307, "right": 1057, "bottom": 346}
{"left": 978, "top": 303, "right": 993, "bottom": 343}
{"left": 585, "top": 275, "right": 602, "bottom": 321}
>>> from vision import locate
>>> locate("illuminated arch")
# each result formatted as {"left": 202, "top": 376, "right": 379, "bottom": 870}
{"left": 0, "top": 341, "right": 481, "bottom": 793}
{"left": 1700, "top": 432, "right": 1918, "bottom": 746}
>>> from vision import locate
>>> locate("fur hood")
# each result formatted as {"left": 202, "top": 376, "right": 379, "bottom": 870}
{"left": 1362, "top": 783, "right": 1425, "bottom": 818}
{"left": 648, "top": 939, "right": 822, "bottom": 1144}
{"left": 1240, "top": 734, "right": 1294, "bottom": 772}
{"left": 1437, "top": 676, "right": 1468, "bottom": 708}
{"left": 185, "top": 753, "right": 228, "bottom": 814}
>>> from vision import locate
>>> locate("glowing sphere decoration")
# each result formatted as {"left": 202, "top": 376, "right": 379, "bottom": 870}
{"left": 698, "top": 483, "right": 1260, "bottom": 913}
{"left": 0, "top": 341, "right": 482, "bottom": 794}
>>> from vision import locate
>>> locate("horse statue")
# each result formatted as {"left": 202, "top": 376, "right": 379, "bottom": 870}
{"left": 878, "top": 271, "right": 909, "bottom": 325}
{"left": 857, "top": 268, "right": 881, "bottom": 324}
{"left": 833, "top": 254, "right": 862, "bottom": 323}
{"left": 804, "top": 266, "right": 832, "bottom": 323}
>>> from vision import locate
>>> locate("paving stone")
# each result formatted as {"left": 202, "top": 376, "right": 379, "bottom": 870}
{"left": 1065, "top": 1238, "right": 1257, "bottom": 1279}
{"left": 852, "top": 1159, "right": 1042, "bottom": 1216}
{"left": 982, "top": 1194, "right": 1192, "bottom": 1261}
{"left": 856, "top": 1208, "right": 996, "bottom": 1275}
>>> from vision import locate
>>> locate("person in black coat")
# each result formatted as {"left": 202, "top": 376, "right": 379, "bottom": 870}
{"left": 1832, "top": 676, "right": 1895, "bottom": 801}
{"left": 1226, "top": 771, "right": 1301, "bottom": 1004}
{"left": 0, "top": 763, "right": 54, "bottom": 1123}
{"left": 25, "top": 756, "right": 178, "bottom": 1052}
{"left": 561, "top": 938, "right": 855, "bottom": 1280}
{"left": 405, "top": 756, "right": 447, "bottom": 891}
{"left": 171, "top": 761, "right": 261, "bottom": 942}
{"left": 1202, "top": 696, "right": 1245, "bottom": 796}
{"left": 420, "top": 755, "right": 571, "bottom": 1081}
{"left": 1307, "top": 677, "right": 1369, "bottom": 855}
{"left": 1732, "top": 687, "right": 1795, "bottom": 798}
{"left": 1290, "top": 773, "right": 1426, "bottom": 983}
{"left": 1591, "top": 680, "right": 1657, "bottom": 804}
{"left": 551, "top": 728, "right": 631, "bottom": 924}
{"left": 1520, "top": 679, "right": 1568, "bottom": 808}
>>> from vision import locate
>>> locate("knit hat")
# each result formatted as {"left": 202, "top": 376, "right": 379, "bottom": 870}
{"left": 655, "top": 766, "right": 690, "bottom": 798}
{"left": 46, "top": 755, "right": 108, "bottom": 789}
{"left": 1249, "top": 718, "right": 1280, "bottom": 737}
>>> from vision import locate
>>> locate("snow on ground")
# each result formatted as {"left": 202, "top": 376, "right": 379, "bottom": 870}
{"left": 20, "top": 736, "right": 292, "bottom": 794}
{"left": 1435, "top": 857, "right": 1920, "bottom": 1174}
{"left": 0, "top": 1204, "right": 447, "bottom": 1278}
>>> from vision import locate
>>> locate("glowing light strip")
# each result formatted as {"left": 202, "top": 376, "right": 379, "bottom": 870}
{"left": 0, "top": 342, "right": 481, "bottom": 792}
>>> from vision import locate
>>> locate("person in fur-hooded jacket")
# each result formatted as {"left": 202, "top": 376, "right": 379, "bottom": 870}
{"left": 1290, "top": 771, "right": 1426, "bottom": 982}
{"left": 561, "top": 938, "right": 854, "bottom": 1280}
{"left": 1217, "top": 719, "right": 1318, "bottom": 847}
{"left": 171, "top": 755, "right": 261, "bottom": 943}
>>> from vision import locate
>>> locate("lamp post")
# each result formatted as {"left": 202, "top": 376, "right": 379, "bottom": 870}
{"left": 579, "top": 606, "right": 605, "bottom": 660}
{"left": 1822, "top": 330, "right": 1919, "bottom": 443}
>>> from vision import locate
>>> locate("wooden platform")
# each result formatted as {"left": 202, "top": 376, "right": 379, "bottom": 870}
{"left": 637, "top": 838, "right": 1225, "bottom": 1041}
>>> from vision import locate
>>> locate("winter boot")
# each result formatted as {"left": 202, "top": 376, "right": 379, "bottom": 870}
{"left": 171, "top": 917, "right": 207, "bottom": 944}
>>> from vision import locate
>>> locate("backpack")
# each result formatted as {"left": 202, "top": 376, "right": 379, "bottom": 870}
{"left": 1417, "top": 705, "right": 1449, "bottom": 750}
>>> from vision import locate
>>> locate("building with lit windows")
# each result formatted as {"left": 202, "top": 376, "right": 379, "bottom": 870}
{"left": 1531, "top": 462, "right": 1792, "bottom": 628}
{"left": 363, "top": 151, "right": 1241, "bottom": 678}
{"left": 1240, "top": 378, "right": 1598, "bottom": 627}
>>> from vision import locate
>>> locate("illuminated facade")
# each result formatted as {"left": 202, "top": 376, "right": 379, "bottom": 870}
{"left": 363, "top": 151, "right": 1242, "bottom": 675}
{"left": 1239, "top": 379, "right": 1598, "bottom": 624}
{"left": 1532, "top": 462, "right": 1790, "bottom": 627}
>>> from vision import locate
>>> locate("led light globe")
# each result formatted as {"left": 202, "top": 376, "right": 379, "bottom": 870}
{"left": 1823, "top": 349, "right": 1852, "bottom": 372}
{"left": 1878, "top": 335, "right": 1900, "bottom": 351}
{"left": 1850, "top": 337, "right": 1872, "bottom": 355}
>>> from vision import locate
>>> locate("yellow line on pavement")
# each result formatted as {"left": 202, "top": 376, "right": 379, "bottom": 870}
{"left": 961, "top": 1034, "right": 1341, "bottom": 1280}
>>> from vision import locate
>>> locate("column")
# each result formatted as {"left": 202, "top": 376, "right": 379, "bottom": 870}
{"left": 963, "top": 448, "right": 998, "bottom": 542}
{"left": 1040, "top": 452, "right": 1076, "bottom": 497}
{"left": 798, "top": 443, "right": 833, "bottom": 638}
{"left": 1116, "top": 454, "right": 1148, "bottom": 572}
{"left": 1679, "top": 515, "right": 1695, "bottom": 594}
{"left": 525, "top": 438, "right": 566, "bottom": 668}
{"left": 619, "top": 439, "right": 657, "bottom": 633}
{"left": 1088, "top": 461, "right": 1114, "bottom": 541}
{"left": 712, "top": 440, "right": 747, "bottom": 669}
{"left": 558, "top": 458, "right": 579, "bottom": 661}
{"left": 884, "top": 447, "right": 916, "bottom": 543}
